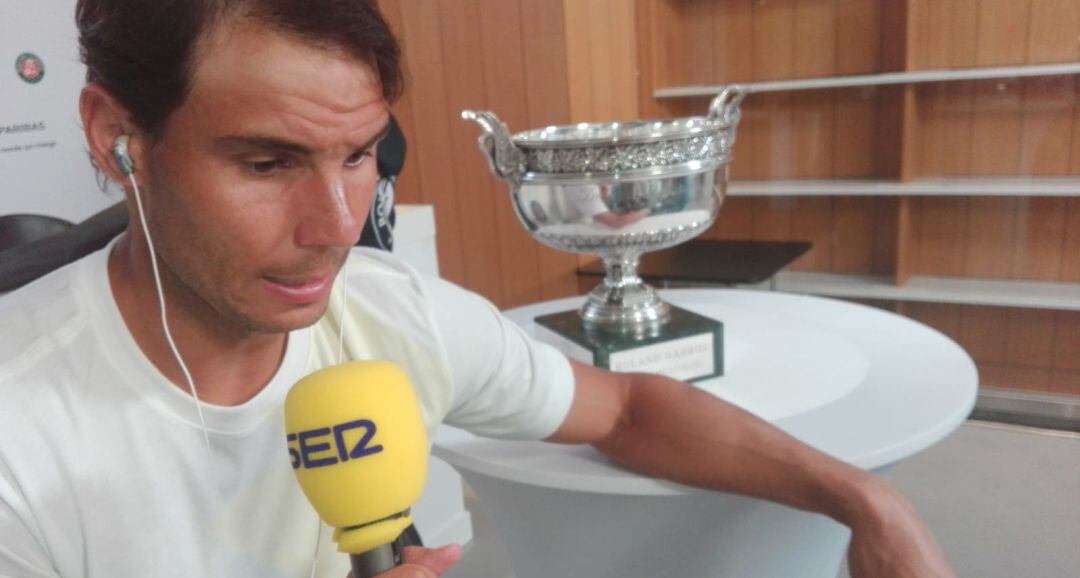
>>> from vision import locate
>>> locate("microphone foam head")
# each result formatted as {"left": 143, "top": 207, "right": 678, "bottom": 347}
{"left": 285, "top": 361, "right": 428, "bottom": 553}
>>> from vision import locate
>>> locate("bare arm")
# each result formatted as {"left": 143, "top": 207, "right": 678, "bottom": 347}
{"left": 548, "top": 361, "right": 955, "bottom": 578}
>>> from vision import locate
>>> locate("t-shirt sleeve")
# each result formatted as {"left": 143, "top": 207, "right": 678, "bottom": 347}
{"left": 0, "top": 459, "right": 59, "bottom": 578}
{"left": 420, "top": 277, "right": 575, "bottom": 440}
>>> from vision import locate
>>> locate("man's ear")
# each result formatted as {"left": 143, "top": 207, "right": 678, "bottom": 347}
{"left": 80, "top": 84, "right": 145, "bottom": 182}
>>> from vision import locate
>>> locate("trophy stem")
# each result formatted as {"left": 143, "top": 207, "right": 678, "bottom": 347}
{"left": 604, "top": 254, "right": 643, "bottom": 288}
{"left": 580, "top": 253, "right": 671, "bottom": 331}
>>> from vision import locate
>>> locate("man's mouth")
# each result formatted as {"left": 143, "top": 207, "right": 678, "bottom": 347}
{"left": 261, "top": 273, "right": 336, "bottom": 305}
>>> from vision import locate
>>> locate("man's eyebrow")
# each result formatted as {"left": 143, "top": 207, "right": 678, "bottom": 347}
{"left": 213, "top": 135, "right": 312, "bottom": 155}
{"left": 213, "top": 121, "right": 392, "bottom": 155}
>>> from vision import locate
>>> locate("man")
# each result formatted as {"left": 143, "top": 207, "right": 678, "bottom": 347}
{"left": 0, "top": 1, "right": 955, "bottom": 577}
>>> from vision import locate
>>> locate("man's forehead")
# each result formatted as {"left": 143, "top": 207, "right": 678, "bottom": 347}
{"left": 188, "top": 19, "right": 384, "bottom": 114}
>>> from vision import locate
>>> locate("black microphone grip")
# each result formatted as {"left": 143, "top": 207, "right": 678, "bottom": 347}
{"left": 349, "top": 535, "right": 405, "bottom": 578}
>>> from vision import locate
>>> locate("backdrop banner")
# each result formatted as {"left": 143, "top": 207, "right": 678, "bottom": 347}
{"left": 1, "top": 1, "right": 118, "bottom": 223}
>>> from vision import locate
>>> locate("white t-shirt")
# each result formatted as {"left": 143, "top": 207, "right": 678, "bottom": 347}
{"left": 0, "top": 245, "right": 574, "bottom": 578}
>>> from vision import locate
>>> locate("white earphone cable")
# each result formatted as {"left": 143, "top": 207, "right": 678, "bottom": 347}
{"left": 127, "top": 173, "right": 229, "bottom": 578}
{"left": 337, "top": 258, "right": 349, "bottom": 364}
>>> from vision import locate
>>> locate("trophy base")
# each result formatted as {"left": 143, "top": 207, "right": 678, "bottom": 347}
{"left": 535, "top": 305, "right": 723, "bottom": 382}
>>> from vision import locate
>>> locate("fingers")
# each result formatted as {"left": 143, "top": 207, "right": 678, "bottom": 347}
{"left": 344, "top": 545, "right": 463, "bottom": 578}
{"left": 401, "top": 544, "right": 463, "bottom": 576}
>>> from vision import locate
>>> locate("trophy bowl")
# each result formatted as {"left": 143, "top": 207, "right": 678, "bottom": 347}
{"left": 463, "top": 87, "right": 747, "bottom": 332}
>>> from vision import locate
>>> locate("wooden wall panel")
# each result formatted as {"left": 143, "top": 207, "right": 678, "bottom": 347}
{"left": 946, "top": 0, "right": 980, "bottom": 67}
{"left": 902, "top": 1, "right": 1079, "bottom": 284}
{"left": 957, "top": 305, "right": 1010, "bottom": 364}
{"left": 831, "top": 198, "right": 876, "bottom": 273}
{"left": 640, "top": 0, "right": 685, "bottom": 94}
{"left": 916, "top": 0, "right": 977, "bottom": 177}
{"left": 477, "top": 0, "right": 542, "bottom": 308}
{"left": 832, "top": 0, "right": 881, "bottom": 178}
{"left": 791, "top": 91, "right": 835, "bottom": 178}
{"left": 1063, "top": 198, "right": 1080, "bottom": 283}
{"left": 970, "top": 79, "right": 1024, "bottom": 176}
{"left": 713, "top": 0, "right": 755, "bottom": 83}
{"left": 562, "top": 0, "right": 596, "bottom": 122}
{"left": 521, "top": 0, "right": 580, "bottom": 301}
{"left": 394, "top": 0, "right": 467, "bottom": 285}
{"left": 834, "top": 0, "right": 882, "bottom": 75}
{"left": 751, "top": 197, "right": 795, "bottom": 241}
{"left": 751, "top": 0, "right": 795, "bottom": 81}
{"left": 917, "top": 84, "right": 976, "bottom": 178}
{"left": 746, "top": 1, "right": 795, "bottom": 178}
{"left": 749, "top": 94, "right": 795, "bottom": 179}
{"left": 789, "top": 198, "right": 834, "bottom": 271}
{"left": 1005, "top": 308, "right": 1058, "bottom": 368}
{"left": 629, "top": 0, "right": 1080, "bottom": 397}
{"left": 900, "top": 302, "right": 1080, "bottom": 394}
{"left": 832, "top": 89, "right": 879, "bottom": 178}
{"left": 1012, "top": 198, "right": 1067, "bottom": 281}
{"left": 1053, "top": 310, "right": 1080, "bottom": 372}
{"left": 964, "top": 198, "right": 1018, "bottom": 278}
{"left": 914, "top": 198, "right": 969, "bottom": 276}
{"left": 683, "top": 0, "right": 715, "bottom": 86}
{"left": 1026, "top": 0, "right": 1080, "bottom": 64}
{"left": 1051, "top": 370, "right": 1080, "bottom": 395}
{"left": 939, "top": 83, "right": 977, "bottom": 176}
{"left": 386, "top": 0, "right": 1080, "bottom": 318}
{"left": 904, "top": 301, "right": 963, "bottom": 338}
{"left": 709, "top": 197, "right": 755, "bottom": 240}
{"left": 1019, "top": 77, "right": 1075, "bottom": 176}
{"left": 378, "top": 0, "right": 421, "bottom": 205}
{"left": 980, "top": 364, "right": 1054, "bottom": 392}
{"left": 974, "top": 0, "right": 1031, "bottom": 67}
{"left": 565, "top": 0, "right": 639, "bottom": 123}
{"left": 386, "top": 0, "right": 587, "bottom": 307}
{"left": 791, "top": 2, "right": 835, "bottom": 180}
{"left": 438, "top": 0, "right": 505, "bottom": 303}
{"left": 873, "top": 196, "right": 901, "bottom": 276}
{"left": 583, "top": 0, "right": 617, "bottom": 120}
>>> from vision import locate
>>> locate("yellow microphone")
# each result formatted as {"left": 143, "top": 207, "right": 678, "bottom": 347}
{"left": 284, "top": 361, "right": 429, "bottom": 577}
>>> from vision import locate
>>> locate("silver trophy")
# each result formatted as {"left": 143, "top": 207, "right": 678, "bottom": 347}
{"left": 463, "top": 87, "right": 747, "bottom": 380}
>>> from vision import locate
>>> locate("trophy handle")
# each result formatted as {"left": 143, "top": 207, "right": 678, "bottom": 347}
{"left": 461, "top": 110, "right": 526, "bottom": 184}
{"left": 707, "top": 85, "right": 749, "bottom": 124}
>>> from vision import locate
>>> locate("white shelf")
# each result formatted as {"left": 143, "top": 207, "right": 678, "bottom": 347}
{"left": 770, "top": 272, "right": 1080, "bottom": 311}
{"left": 656, "top": 62, "right": 1080, "bottom": 98}
{"left": 727, "top": 178, "right": 1080, "bottom": 198}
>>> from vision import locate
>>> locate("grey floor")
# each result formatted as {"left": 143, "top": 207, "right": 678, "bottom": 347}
{"left": 445, "top": 420, "right": 1079, "bottom": 578}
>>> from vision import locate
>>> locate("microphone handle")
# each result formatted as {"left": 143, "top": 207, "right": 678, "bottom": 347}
{"left": 350, "top": 536, "right": 404, "bottom": 578}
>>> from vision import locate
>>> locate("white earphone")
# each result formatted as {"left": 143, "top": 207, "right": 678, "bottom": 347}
{"left": 111, "top": 134, "right": 135, "bottom": 176}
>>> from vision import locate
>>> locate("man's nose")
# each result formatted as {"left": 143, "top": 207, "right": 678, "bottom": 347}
{"left": 295, "top": 172, "right": 365, "bottom": 248}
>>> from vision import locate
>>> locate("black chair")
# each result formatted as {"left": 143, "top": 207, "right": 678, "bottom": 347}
{"left": 0, "top": 204, "right": 127, "bottom": 293}
{"left": 0, "top": 214, "right": 74, "bottom": 253}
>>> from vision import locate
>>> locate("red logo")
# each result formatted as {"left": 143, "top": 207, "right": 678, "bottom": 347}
{"left": 15, "top": 53, "right": 44, "bottom": 84}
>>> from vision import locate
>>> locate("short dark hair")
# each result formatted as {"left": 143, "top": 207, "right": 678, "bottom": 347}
{"left": 76, "top": 0, "right": 403, "bottom": 140}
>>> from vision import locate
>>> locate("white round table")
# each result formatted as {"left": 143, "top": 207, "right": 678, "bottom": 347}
{"left": 434, "top": 289, "right": 977, "bottom": 578}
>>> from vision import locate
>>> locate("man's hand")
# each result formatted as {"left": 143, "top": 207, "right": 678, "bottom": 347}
{"left": 346, "top": 544, "right": 462, "bottom": 578}
{"left": 846, "top": 479, "right": 956, "bottom": 578}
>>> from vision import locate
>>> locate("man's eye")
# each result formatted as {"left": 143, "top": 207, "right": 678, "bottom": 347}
{"left": 248, "top": 159, "right": 290, "bottom": 175}
{"left": 345, "top": 150, "right": 372, "bottom": 168}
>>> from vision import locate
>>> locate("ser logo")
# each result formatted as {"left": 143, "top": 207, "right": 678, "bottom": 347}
{"left": 287, "top": 419, "right": 383, "bottom": 470}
